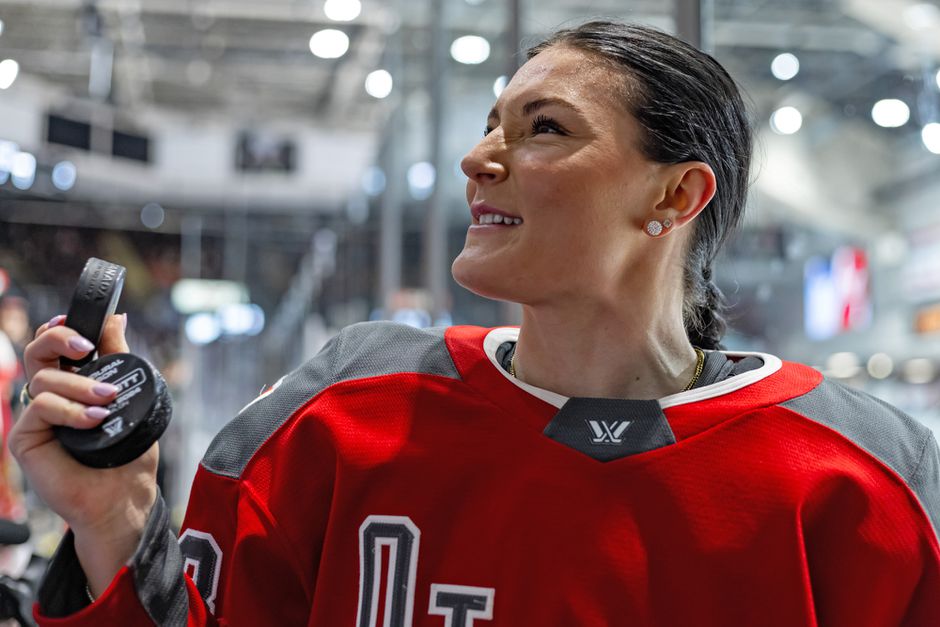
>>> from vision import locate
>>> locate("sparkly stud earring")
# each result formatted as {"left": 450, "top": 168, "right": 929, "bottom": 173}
{"left": 645, "top": 220, "right": 664, "bottom": 237}
{"left": 663, "top": 218, "right": 673, "bottom": 229}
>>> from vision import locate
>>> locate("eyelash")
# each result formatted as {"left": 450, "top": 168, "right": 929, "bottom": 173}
{"left": 482, "top": 115, "right": 567, "bottom": 137}
{"left": 531, "top": 114, "right": 566, "bottom": 135}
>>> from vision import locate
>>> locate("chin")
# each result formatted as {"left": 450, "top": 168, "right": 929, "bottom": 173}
{"left": 452, "top": 249, "right": 521, "bottom": 302}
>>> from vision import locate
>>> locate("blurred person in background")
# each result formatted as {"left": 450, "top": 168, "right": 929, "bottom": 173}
{"left": 9, "top": 20, "right": 940, "bottom": 626}
{"left": 0, "top": 295, "right": 30, "bottom": 415}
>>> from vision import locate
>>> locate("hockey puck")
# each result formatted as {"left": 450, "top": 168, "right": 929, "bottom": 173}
{"left": 61, "top": 258, "right": 126, "bottom": 370}
{"left": 54, "top": 353, "right": 172, "bottom": 468}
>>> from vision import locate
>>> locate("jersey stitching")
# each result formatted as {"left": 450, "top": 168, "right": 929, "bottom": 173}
{"left": 908, "top": 429, "right": 934, "bottom": 488}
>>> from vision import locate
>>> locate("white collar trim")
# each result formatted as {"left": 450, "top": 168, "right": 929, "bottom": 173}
{"left": 482, "top": 327, "right": 783, "bottom": 410}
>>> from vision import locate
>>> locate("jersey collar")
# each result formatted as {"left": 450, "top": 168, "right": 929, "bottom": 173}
{"left": 481, "top": 326, "right": 784, "bottom": 410}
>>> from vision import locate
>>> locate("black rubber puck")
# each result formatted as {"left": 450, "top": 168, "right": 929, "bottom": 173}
{"left": 54, "top": 353, "right": 172, "bottom": 468}
{"left": 61, "top": 258, "right": 126, "bottom": 370}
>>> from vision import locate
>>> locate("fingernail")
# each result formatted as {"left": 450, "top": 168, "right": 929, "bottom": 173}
{"left": 84, "top": 406, "right": 111, "bottom": 420}
{"left": 121, "top": 313, "right": 128, "bottom": 332}
{"left": 92, "top": 383, "right": 119, "bottom": 397}
{"left": 47, "top": 315, "right": 66, "bottom": 328}
{"left": 68, "top": 336, "right": 96, "bottom": 353}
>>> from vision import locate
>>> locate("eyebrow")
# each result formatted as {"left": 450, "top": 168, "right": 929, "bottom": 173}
{"left": 487, "top": 97, "right": 584, "bottom": 124}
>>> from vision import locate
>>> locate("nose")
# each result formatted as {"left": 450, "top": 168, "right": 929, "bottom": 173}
{"left": 460, "top": 134, "right": 507, "bottom": 185}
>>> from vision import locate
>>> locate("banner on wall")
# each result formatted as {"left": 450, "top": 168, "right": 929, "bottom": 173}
{"left": 804, "top": 246, "right": 872, "bottom": 341}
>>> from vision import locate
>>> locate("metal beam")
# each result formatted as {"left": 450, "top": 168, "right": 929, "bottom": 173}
{"left": 674, "top": 0, "right": 703, "bottom": 49}
{"left": 425, "top": 0, "right": 448, "bottom": 316}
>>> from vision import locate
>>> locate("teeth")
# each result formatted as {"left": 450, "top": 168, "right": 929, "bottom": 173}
{"left": 477, "top": 213, "right": 523, "bottom": 225}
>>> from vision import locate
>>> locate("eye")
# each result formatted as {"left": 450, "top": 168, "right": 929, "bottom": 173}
{"left": 531, "top": 114, "right": 567, "bottom": 135}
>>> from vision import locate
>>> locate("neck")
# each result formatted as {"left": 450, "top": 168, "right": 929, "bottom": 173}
{"left": 513, "top": 298, "right": 699, "bottom": 400}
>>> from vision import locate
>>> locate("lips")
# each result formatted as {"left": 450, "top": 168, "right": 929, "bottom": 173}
{"left": 470, "top": 203, "right": 523, "bottom": 225}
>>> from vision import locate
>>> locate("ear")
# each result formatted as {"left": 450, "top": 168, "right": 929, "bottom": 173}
{"left": 654, "top": 162, "right": 717, "bottom": 228}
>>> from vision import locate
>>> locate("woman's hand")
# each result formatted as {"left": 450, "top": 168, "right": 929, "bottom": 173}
{"left": 9, "top": 314, "right": 159, "bottom": 596}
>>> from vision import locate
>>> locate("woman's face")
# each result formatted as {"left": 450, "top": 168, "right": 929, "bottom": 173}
{"left": 452, "top": 46, "right": 670, "bottom": 306}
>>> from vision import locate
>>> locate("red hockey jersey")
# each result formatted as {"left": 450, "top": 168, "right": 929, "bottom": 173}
{"left": 36, "top": 323, "right": 940, "bottom": 626}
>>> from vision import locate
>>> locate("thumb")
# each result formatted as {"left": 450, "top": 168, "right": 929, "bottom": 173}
{"left": 98, "top": 313, "right": 130, "bottom": 355}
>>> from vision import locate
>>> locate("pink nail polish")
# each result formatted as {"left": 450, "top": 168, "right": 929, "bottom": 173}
{"left": 84, "top": 406, "right": 110, "bottom": 421}
{"left": 92, "top": 383, "right": 118, "bottom": 397}
{"left": 68, "top": 336, "right": 95, "bottom": 353}
{"left": 47, "top": 315, "right": 66, "bottom": 328}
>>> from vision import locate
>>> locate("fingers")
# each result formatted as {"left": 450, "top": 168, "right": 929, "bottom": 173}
{"left": 25, "top": 325, "right": 97, "bottom": 380}
{"left": 25, "top": 313, "right": 128, "bottom": 380}
{"left": 27, "top": 390, "right": 111, "bottom": 430}
{"left": 98, "top": 314, "right": 129, "bottom": 356}
{"left": 29, "top": 368, "right": 119, "bottom": 407}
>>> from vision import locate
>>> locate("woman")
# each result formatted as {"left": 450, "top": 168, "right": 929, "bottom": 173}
{"left": 12, "top": 21, "right": 940, "bottom": 626}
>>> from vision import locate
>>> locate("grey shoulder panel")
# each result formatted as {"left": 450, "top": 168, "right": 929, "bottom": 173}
{"left": 782, "top": 379, "right": 940, "bottom": 540}
{"left": 909, "top": 433, "right": 940, "bottom": 542}
{"left": 201, "top": 321, "right": 460, "bottom": 479}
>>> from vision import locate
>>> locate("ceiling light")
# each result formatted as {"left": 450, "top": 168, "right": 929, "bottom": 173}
{"left": 0, "top": 19, "right": 5, "bottom": 37}
{"left": 450, "top": 36, "right": 490, "bottom": 65}
{"left": 309, "top": 29, "right": 349, "bottom": 59}
{"left": 0, "top": 59, "right": 19, "bottom": 90}
{"left": 364, "top": 69, "right": 393, "bottom": 99}
{"left": 218, "top": 303, "right": 265, "bottom": 336}
{"left": 923, "top": 123, "right": 940, "bottom": 154}
{"left": 770, "top": 106, "right": 802, "bottom": 135}
{"left": 361, "top": 166, "right": 386, "bottom": 196}
{"left": 185, "top": 312, "right": 221, "bottom": 345}
{"left": 867, "top": 353, "right": 894, "bottom": 379}
{"left": 141, "top": 202, "right": 165, "bottom": 229}
{"left": 493, "top": 75, "right": 507, "bottom": 98}
{"left": 52, "top": 161, "right": 77, "bottom": 191}
{"left": 324, "top": 0, "right": 361, "bottom": 22}
{"left": 771, "top": 53, "right": 799, "bottom": 81}
{"left": 408, "top": 161, "right": 436, "bottom": 199}
{"left": 11, "top": 151, "right": 35, "bottom": 190}
{"left": 0, "top": 140, "right": 17, "bottom": 175}
{"left": 826, "top": 352, "right": 861, "bottom": 379}
{"left": 936, "top": 68, "right": 940, "bottom": 90}
{"left": 903, "top": 3, "right": 940, "bottom": 30}
{"left": 903, "top": 358, "right": 935, "bottom": 384}
{"left": 871, "top": 99, "right": 910, "bottom": 128}
{"left": 408, "top": 162, "right": 435, "bottom": 189}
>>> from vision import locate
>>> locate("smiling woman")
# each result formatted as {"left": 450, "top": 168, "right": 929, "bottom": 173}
{"left": 15, "top": 19, "right": 940, "bottom": 627}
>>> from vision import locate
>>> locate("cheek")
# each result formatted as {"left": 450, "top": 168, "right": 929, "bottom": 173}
{"left": 514, "top": 155, "right": 584, "bottom": 211}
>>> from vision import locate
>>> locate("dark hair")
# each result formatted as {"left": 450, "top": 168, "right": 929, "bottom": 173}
{"left": 527, "top": 21, "right": 752, "bottom": 350}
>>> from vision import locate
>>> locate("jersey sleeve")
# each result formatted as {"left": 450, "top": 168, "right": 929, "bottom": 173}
{"left": 900, "top": 432, "right": 940, "bottom": 626}
{"left": 34, "top": 489, "right": 214, "bottom": 625}
{"left": 34, "top": 327, "right": 352, "bottom": 625}
{"left": 799, "top": 431, "right": 940, "bottom": 627}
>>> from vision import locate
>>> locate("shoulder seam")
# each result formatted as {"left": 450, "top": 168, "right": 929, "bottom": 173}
{"left": 200, "top": 370, "right": 467, "bottom": 480}
{"left": 909, "top": 430, "right": 934, "bottom": 486}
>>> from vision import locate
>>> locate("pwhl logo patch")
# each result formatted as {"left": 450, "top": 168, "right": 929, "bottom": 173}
{"left": 587, "top": 420, "right": 631, "bottom": 444}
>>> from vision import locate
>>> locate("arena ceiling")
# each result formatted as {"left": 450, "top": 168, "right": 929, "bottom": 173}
{"left": 0, "top": 1, "right": 929, "bottom": 118}
{"left": 0, "top": 0, "right": 938, "bottom": 212}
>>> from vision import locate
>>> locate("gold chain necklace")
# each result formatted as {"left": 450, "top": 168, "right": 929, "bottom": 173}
{"left": 509, "top": 347, "right": 706, "bottom": 392}
{"left": 683, "top": 348, "right": 706, "bottom": 392}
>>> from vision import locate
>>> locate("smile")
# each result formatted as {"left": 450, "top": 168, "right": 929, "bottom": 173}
{"left": 477, "top": 213, "right": 523, "bottom": 225}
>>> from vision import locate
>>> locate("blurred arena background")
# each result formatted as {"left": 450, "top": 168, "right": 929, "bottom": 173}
{"left": 1, "top": 0, "right": 940, "bottom": 557}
